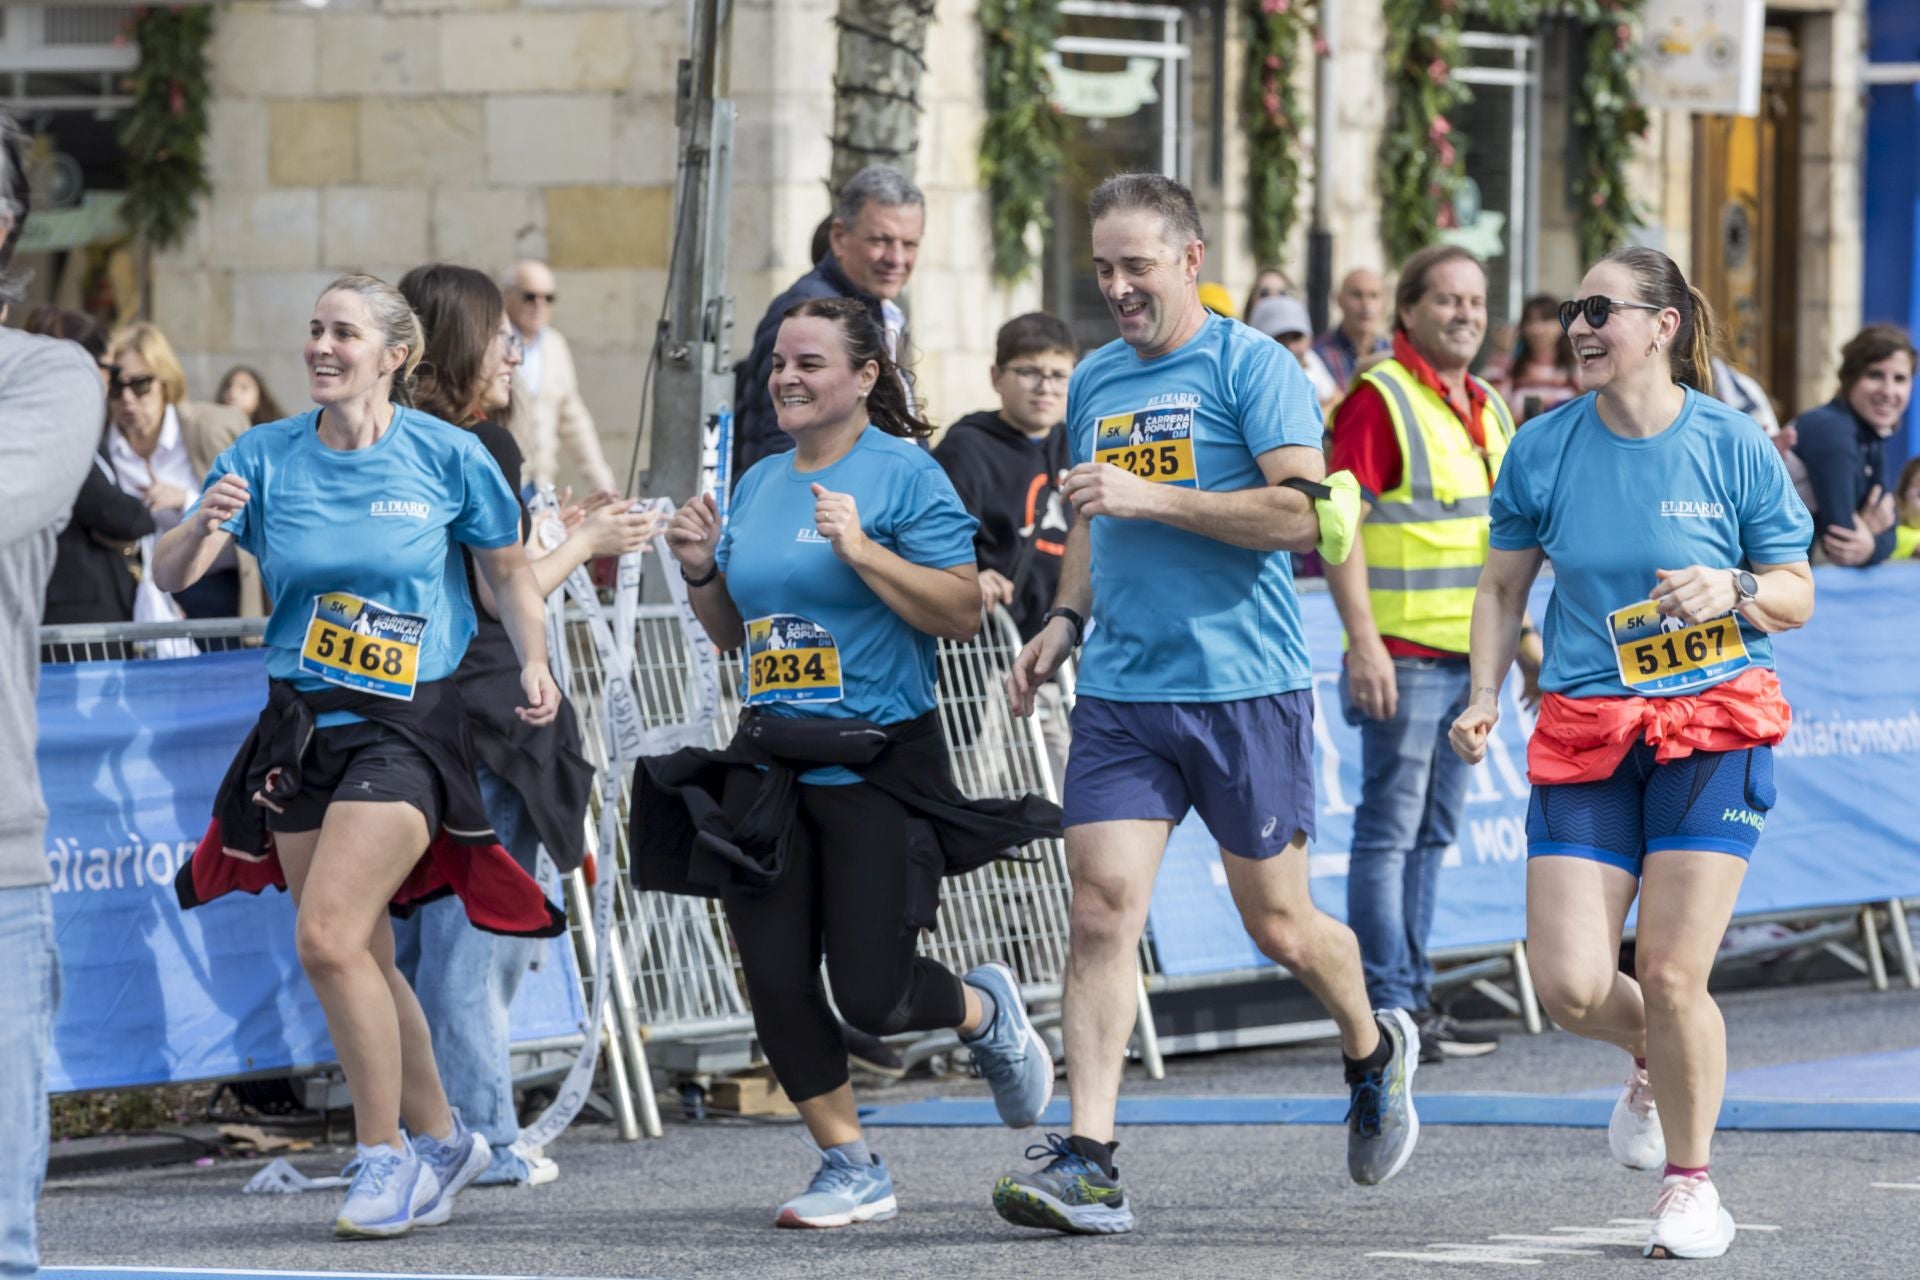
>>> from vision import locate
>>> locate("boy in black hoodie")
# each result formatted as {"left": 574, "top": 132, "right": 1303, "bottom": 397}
{"left": 934, "top": 313, "right": 1077, "bottom": 641}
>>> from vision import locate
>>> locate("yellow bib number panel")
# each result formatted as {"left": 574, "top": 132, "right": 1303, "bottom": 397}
{"left": 1093, "top": 406, "right": 1198, "bottom": 487}
{"left": 1607, "top": 600, "right": 1750, "bottom": 696}
{"left": 744, "top": 614, "right": 844, "bottom": 706}
{"left": 299, "top": 593, "right": 428, "bottom": 701}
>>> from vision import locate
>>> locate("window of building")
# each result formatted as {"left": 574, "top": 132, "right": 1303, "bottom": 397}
{"left": 1447, "top": 29, "right": 1543, "bottom": 332}
{"left": 1043, "top": 1, "right": 1193, "bottom": 354}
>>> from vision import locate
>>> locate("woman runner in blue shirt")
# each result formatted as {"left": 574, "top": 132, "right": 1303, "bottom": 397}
{"left": 664, "top": 296, "right": 1056, "bottom": 1228}
{"left": 154, "top": 274, "right": 562, "bottom": 1240}
{"left": 1450, "top": 247, "right": 1814, "bottom": 1261}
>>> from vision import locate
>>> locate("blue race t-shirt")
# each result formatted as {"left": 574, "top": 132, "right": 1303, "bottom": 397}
{"left": 1489, "top": 388, "right": 1813, "bottom": 699}
{"left": 718, "top": 425, "right": 978, "bottom": 783}
{"left": 193, "top": 408, "right": 522, "bottom": 724}
{"left": 1067, "top": 312, "right": 1324, "bottom": 702}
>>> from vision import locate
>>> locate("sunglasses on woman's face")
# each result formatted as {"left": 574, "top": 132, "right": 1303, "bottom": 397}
{"left": 1558, "top": 296, "right": 1665, "bottom": 333}
{"left": 109, "top": 374, "right": 157, "bottom": 399}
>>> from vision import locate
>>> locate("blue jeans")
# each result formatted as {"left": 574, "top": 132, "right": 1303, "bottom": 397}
{"left": 1342, "top": 657, "right": 1473, "bottom": 1013}
{"left": 0, "top": 885, "right": 59, "bottom": 1277}
{"left": 393, "top": 767, "right": 543, "bottom": 1162}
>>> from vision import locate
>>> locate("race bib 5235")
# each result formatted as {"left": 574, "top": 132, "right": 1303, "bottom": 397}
{"left": 744, "top": 614, "right": 844, "bottom": 706}
{"left": 1093, "top": 406, "right": 1198, "bottom": 487}
{"left": 1607, "top": 600, "right": 1750, "bottom": 696}
{"left": 299, "top": 593, "right": 428, "bottom": 700}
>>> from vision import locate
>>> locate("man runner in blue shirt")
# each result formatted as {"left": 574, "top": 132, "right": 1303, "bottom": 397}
{"left": 992, "top": 175, "right": 1419, "bottom": 1235}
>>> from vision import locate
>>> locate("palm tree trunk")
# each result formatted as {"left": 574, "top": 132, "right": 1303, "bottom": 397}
{"left": 830, "top": 0, "right": 938, "bottom": 189}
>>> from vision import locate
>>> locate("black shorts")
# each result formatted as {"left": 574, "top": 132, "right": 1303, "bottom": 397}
{"left": 264, "top": 721, "right": 445, "bottom": 836}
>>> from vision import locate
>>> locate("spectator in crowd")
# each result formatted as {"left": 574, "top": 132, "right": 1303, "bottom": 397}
{"left": 216, "top": 364, "right": 286, "bottom": 427}
{"left": 23, "top": 307, "right": 151, "bottom": 629}
{"left": 1791, "top": 325, "right": 1916, "bottom": 567}
{"left": 1896, "top": 456, "right": 1920, "bottom": 561}
{"left": 734, "top": 165, "right": 924, "bottom": 476}
{"left": 396, "top": 263, "right": 656, "bottom": 1187}
{"left": 1250, "top": 293, "right": 1342, "bottom": 414}
{"left": 1241, "top": 266, "right": 1292, "bottom": 321}
{"left": 1488, "top": 294, "right": 1581, "bottom": 424}
{"left": 1314, "top": 267, "right": 1391, "bottom": 390}
{"left": 1325, "top": 244, "right": 1532, "bottom": 1062}
{"left": 0, "top": 105, "right": 105, "bottom": 1280}
{"left": 934, "top": 312, "right": 1078, "bottom": 779}
{"left": 501, "top": 260, "right": 619, "bottom": 496}
{"left": 102, "top": 321, "right": 261, "bottom": 619}
{"left": 1709, "top": 355, "right": 1780, "bottom": 437}
{"left": 1198, "top": 282, "right": 1239, "bottom": 318}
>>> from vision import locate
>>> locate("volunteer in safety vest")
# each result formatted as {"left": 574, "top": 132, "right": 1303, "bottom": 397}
{"left": 1450, "top": 247, "right": 1814, "bottom": 1262}
{"left": 665, "top": 295, "right": 1054, "bottom": 1231}
{"left": 1325, "top": 244, "right": 1536, "bottom": 1061}
{"left": 155, "top": 274, "right": 562, "bottom": 1241}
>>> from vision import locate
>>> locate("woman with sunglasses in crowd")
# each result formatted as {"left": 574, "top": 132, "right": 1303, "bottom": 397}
{"left": 1449, "top": 247, "right": 1813, "bottom": 1261}
{"left": 155, "top": 274, "right": 564, "bottom": 1239}
{"left": 394, "top": 263, "right": 659, "bottom": 1187}
{"left": 103, "top": 322, "right": 263, "bottom": 619}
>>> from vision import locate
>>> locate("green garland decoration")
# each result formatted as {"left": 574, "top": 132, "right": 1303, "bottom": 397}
{"left": 119, "top": 6, "right": 215, "bottom": 253}
{"left": 979, "top": 0, "right": 1067, "bottom": 282}
{"left": 1242, "top": 0, "right": 1317, "bottom": 270}
{"left": 1379, "top": 0, "right": 1647, "bottom": 265}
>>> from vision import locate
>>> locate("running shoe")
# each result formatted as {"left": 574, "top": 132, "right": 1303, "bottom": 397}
{"left": 774, "top": 1146, "right": 898, "bottom": 1228}
{"left": 1644, "top": 1173, "right": 1736, "bottom": 1260}
{"left": 474, "top": 1141, "right": 561, "bottom": 1187}
{"left": 1346, "top": 1008, "right": 1421, "bottom": 1186}
{"left": 961, "top": 961, "right": 1055, "bottom": 1129}
{"left": 411, "top": 1113, "right": 491, "bottom": 1227}
{"left": 992, "top": 1133, "right": 1134, "bottom": 1235}
{"left": 1414, "top": 1010, "right": 1500, "bottom": 1062}
{"left": 1609, "top": 1061, "right": 1666, "bottom": 1170}
{"left": 332, "top": 1139, "right": 439, "bottom": 1239}
{"left": 843, "top": 1020, "right": 907, "bottom": 1079}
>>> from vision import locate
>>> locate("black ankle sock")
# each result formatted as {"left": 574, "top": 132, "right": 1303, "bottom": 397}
{"left": 1065, "top": 1134, "right": 1118, "bottom": 1178}
{"left": 1342, "top": 1019, "right": 1394, "bottom": 1085}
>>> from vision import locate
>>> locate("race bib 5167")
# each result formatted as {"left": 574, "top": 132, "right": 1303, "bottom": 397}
{"left": 1093, "top": 406, "right": 1198, "bottom": 487}
{"left": 1607, "top": 599, "right": 1750, "bottom": 696}
{"left": 744, "top": 614, "right": 844, "bottom": 706}
{"left": 299, "top": 593, "right": 428, "bottom": 700}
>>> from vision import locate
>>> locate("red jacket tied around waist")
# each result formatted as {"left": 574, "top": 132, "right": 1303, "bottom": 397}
{"left": 1528, "top": 667, "right": 1793, "bottom": 785}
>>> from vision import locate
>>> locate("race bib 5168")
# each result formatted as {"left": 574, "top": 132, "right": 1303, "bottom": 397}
{"left": 299, "top": 593, "right": 428, "bottom": 700}
{"left": 744, "top": 614, "right": 844, "bottom": 706}
{"left": 1607, "top": 599, "right": 1750, "bottom": 696}
{"left": 1093, "top": 406, "right": 1198, "bottom": 487}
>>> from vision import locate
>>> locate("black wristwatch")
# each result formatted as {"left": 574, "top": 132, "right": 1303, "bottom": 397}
{"left": 1732, "top": 569, "right": 1759, "bottom": 606}
{"left": 1043, "top": 606, "right": 1086, "bottom": 648}
{"left": 681, "top": 562, "right": 719, "bottom": 588}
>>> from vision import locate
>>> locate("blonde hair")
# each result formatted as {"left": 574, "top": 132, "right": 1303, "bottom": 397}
{"left": 107, "top": 321, "right": 189, "bottom": 407}
{"left": 318, "top": 273, "right": 426, "bottom": 406}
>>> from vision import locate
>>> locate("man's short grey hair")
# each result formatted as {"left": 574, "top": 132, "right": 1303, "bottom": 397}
{"left": 833, "top": 166, "right": 924, "bottom": 228}
{"left": 1088, "top": 173, "right": 1204, "bottom": 247}
{"left": 0, "top": 108, "right": 29, "bottom": 304}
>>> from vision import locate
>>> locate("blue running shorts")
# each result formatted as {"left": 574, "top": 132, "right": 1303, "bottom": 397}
{"left": 1525, "top": 742, "right": 1776, "bottom": 876}
{"left": 1061, "top": 692, "right": 1316, "bottom": 859}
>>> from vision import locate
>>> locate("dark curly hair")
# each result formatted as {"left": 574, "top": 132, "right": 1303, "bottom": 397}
{"left": 780, "top": 295, "right": 931, "bottom": 439}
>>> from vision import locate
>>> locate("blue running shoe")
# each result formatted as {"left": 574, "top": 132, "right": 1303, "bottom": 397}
{"left": 774, "top": 1146, "right": 898, "bottom": 1229}
{"left": 333, "top": 1139, "right": 438, "bottom": 1239}
{"left": 961, "top": 961, "right": 1054, "bottom": 1129}
{"left": 411, "top": 1113, "right": 491, "bottom": 1228}
{"left": 993, "top": 1133, "right": 1134, "bottom": 1235}
{"left": 1346, "top": 1007, "right": 1421, "bottom": 1186}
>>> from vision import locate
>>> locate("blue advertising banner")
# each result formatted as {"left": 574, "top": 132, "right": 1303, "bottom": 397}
{"left": 1147, "top": 566, "right": 1920, "bottom": 977}
{"left": 37, "top": 649, "right": 585, "bottom": 1092}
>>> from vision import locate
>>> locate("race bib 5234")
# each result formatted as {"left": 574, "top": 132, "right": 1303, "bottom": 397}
{"left": 299, "top": 593, "right": 428, "bottom": 700}
{"left": 744, "top": 614, "right": 844, "bottom": 706}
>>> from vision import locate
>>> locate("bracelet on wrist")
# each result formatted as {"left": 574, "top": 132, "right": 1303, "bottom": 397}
{"left": 681, "top": 562, "right": 719, "bottom": 588}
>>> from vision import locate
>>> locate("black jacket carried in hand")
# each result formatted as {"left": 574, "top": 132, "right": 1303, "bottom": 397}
{"left": 631, "top": 710, "right": 1061, "bottom": 901}
{"left": 44, "top": 454, "right": 153, "bottom": 626}
{"left": 932, "top": 411, "right": 1073, "bottom": 640}
{"left": 733, "top": 254, "right": 889, "bottom": 479}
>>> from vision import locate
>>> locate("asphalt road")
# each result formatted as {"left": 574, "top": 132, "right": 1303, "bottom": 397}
{"left": 38, "top": 982, "right": 1920, "bottom": 1280}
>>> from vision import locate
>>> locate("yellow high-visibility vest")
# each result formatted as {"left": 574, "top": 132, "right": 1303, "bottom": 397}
{"left": 1897, "top": 524, "right": 1920, "bottom": 560}
{"left": 1356, "top": 358, "right": 1515, "bottom": 654}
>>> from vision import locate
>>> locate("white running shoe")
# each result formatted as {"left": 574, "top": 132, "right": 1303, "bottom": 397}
{"left": 1608, "top": 1061, "right": 1665, "bottom": 1170}
{"left": 1644, "top": 1173, "right": 1736, "bottom": 1259}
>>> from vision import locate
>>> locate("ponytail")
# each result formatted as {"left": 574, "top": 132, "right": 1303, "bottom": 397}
{"left": 783, "top": 295, "right": 933, "bottom": 439}
{"left": 1599, "top": 246, "right": 1717, "bottom": 395}
{"left": 1680, "top": 283, "right": 1718, "bottom": 397}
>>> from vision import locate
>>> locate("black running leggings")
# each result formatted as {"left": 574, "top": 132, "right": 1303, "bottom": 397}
{"left": 720, "top": 777, "right": 967, "bottom": 1103}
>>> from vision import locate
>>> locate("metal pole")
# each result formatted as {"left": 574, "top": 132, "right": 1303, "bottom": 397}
{"left": 1305, "top": 1, "right": 1337, "bottom": 332}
